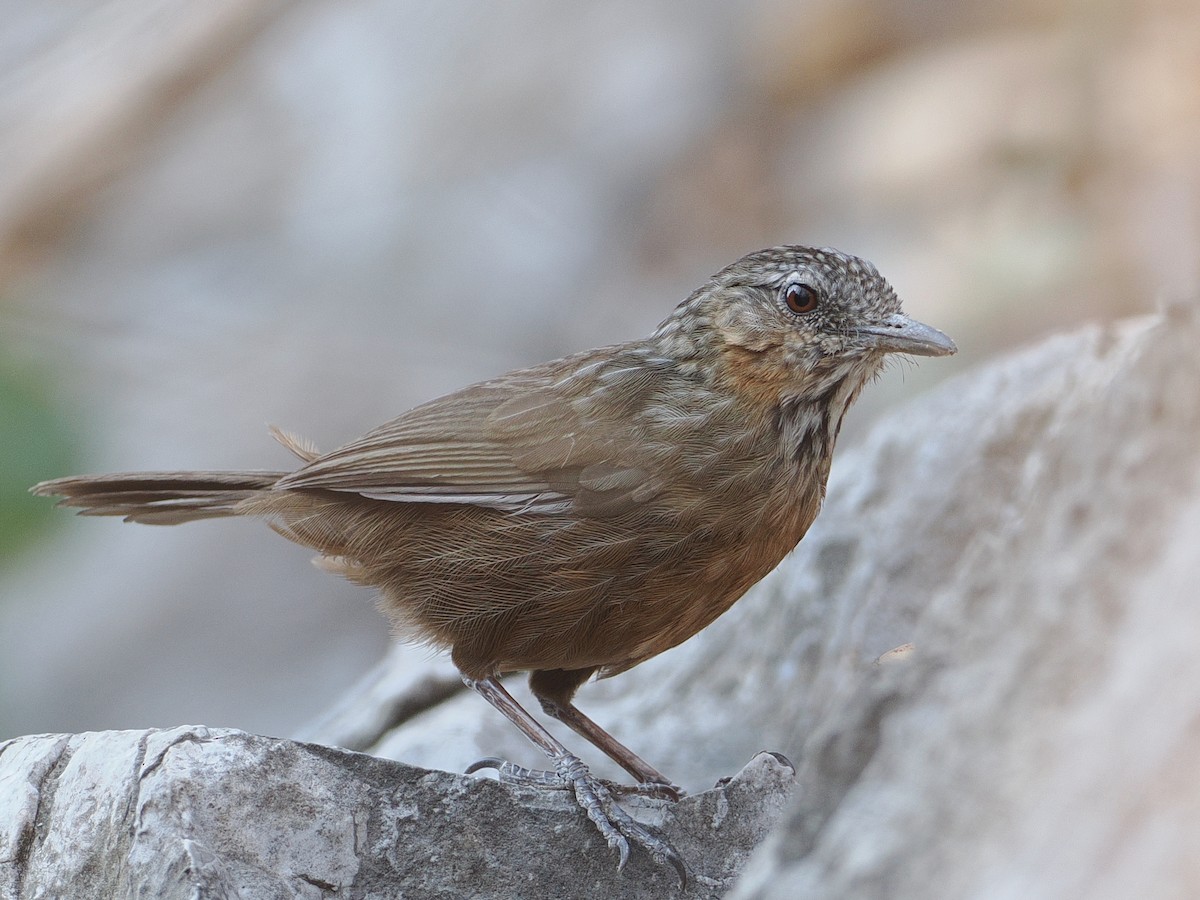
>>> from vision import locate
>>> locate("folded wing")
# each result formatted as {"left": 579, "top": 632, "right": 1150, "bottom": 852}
{"left": 275, "top": 349, "right": 675, "bottom": 517}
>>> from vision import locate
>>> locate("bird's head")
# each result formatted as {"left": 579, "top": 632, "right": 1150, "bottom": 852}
{"left": 655, "top": 246, "right": 956, "bottom": 407}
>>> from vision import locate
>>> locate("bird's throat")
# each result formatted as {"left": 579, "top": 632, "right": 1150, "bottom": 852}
{"left": 775, "top": 356, "right": 882, "bottom": 464}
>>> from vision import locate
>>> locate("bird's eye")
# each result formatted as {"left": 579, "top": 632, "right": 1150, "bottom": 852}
{"left": 783, "top": 282, "right": 820, "bottom": 314}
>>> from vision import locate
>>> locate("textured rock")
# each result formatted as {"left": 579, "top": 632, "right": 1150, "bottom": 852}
{"left": 0, "top": 726, "right": 792, "bottom": 899}
{"left": 343, "top": 310, "right": 1196, "bottom": 788}
{"left": 725, "top": 304, "right": 1200, "bottom": 899}
{"left": 311, "top": 303, "right": 1200, "bottom": 899}
{"left": 4, "top": 304, "right": 1196, "bottom": 898}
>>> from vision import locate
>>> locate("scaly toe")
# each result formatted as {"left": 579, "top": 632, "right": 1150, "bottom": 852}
{"left": 602, "top": 779, "right": 686, "bottom": 801}
{"left": 465, "top": 757, "right": 562, "bottom": 787}
{"left": 592, "top": 786, "right": 687, "bottom": 887}
{"left": 554, "top": 753, "right": 687, "bottom": 888}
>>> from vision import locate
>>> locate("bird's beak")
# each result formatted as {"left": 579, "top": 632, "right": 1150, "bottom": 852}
{"left": 857, "top": 313, "right": 957, "bottom": 357}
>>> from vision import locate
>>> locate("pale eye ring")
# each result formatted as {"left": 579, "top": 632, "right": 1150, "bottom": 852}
{"left": 783, "top": 282, "right": 820, "bottom": 314}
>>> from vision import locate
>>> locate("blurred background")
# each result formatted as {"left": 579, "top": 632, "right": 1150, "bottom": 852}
{"left": 0, "top": 0, "right": 1196, "bottom": 741}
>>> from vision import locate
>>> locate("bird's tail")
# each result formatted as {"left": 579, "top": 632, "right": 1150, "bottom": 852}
{"left": 31, "top": 471, "right": 286, "bottom": 525}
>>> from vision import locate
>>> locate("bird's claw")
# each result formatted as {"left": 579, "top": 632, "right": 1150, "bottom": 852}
{"left": 554, "top": 753, "right": 687, "bottom": 888}
{"left": 466, "top": 752, "right": 687, "bottom": 886}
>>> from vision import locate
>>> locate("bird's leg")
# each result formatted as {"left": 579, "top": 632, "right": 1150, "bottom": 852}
{"left": 463, "top": 675, "right": 685, "bottom": 884}
{"left": 529, "top": 668, "right": 684, "bottom": 799}
{"left": 539, "top": 702, "right": 684, "bottom": 800}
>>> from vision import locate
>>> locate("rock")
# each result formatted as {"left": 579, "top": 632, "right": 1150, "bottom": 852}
{"left": 313, "top": 302, "right": 1200, "bottom": 899}
{"left": 726, "top": 304, "right": 1200, "bottom": 900}
{"left": 294, "top": 645, "right": 464, "bottom": 753}
{"left": 5, "top": 303, "right": 1197, "bottom": 898}
{"left": 0, "top": 726, "right": 793, "bottom": 899}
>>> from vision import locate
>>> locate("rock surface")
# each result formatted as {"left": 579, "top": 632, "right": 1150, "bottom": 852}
{"left": 3, "top": 303, "right": 1197, "bottom": 899}
{"left": 311, "top": 302, "right": 1200, "bottom": 898}
{"left": 724, "top": 303, "right": 1200, "bottom": 899}
{"left": 0, "top": 726, "right": 793, "bottom": 898}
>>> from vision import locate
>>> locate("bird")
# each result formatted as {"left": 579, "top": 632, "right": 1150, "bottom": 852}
{"left": 33, "top": 245, "right": 956, "bottom": 882}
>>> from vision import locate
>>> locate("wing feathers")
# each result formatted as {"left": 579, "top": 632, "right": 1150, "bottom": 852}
{"left": 274, "top": 348, "right": 678, "bottom": 516}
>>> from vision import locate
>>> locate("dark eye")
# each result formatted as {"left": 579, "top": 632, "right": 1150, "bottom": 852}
{"left": 783, "top": 282, "right": 820, "bottom": 314}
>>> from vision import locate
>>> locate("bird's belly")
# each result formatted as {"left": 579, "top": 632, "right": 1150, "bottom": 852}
{"left": 389, "top": 481, "right": 822, "bottom": 677}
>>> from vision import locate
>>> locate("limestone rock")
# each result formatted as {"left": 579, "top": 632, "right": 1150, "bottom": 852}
{"left": 5, "top": 303, "right": 1197, "bottom": 898}
{"left": 313, "top": 303, "right": 1200, "bottom": 899}
{"left": 726, "top": 305, "right": 1200, "bottom": 899}
{"left": 0, "top": 726, "right": 792, "bottom": 898}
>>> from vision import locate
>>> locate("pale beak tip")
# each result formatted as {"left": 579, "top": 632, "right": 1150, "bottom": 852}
{"left": 860, "top": 314, "right": 957, "bottom": 358}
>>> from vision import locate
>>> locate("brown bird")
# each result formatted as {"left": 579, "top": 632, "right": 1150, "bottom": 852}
{"left": 33, "top": 246, "right": 955, "bottom": 881}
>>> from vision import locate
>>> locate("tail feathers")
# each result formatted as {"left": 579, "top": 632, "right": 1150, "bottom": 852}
{"left": 31, "top": 471, "right": 286, "bottom": 525}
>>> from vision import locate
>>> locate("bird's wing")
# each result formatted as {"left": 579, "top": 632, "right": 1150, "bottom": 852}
{"left": 274, "top": 350, "right": 675, "bottom": 516}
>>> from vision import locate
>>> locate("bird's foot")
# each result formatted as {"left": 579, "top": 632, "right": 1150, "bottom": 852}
{"left": 466, "top": 754, "right": 686, "bottom": 886}
{"left": 555, "top": 752, "right": 687, "bottom": 887}
{"left": 466, "top": 756, "right": 684, "bottom": 800}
